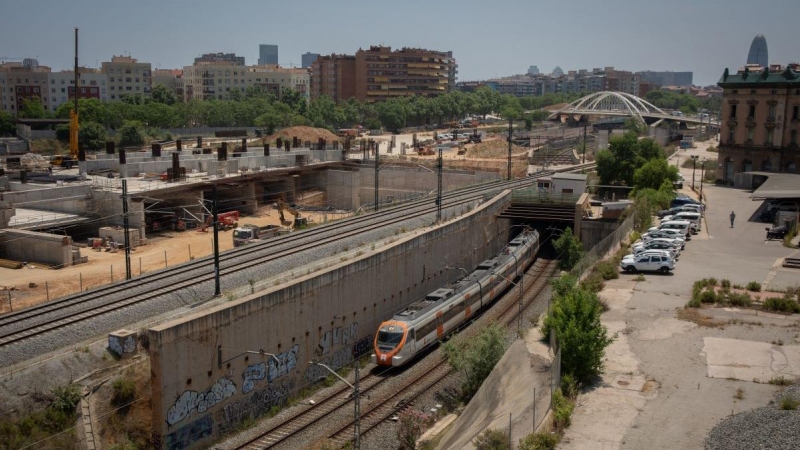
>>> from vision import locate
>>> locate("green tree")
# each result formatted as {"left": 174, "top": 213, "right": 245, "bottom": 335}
{"left": 442, "top": 322, "right": 506, "bottom": 399}
{"left": 19, "top": 98, "right": 49, "bottom": 119}
{"left": 151, "top": 83, "right": 177, "bottom": 105}
{"left": 0, "top": 110, "right": 16, "bottom": 136}
{"left": 552, "top": 227, "right": 584, "bottom": 271}
{"left": 542, "top": 275, "right": 614, "bottom": 384}
{"left": 633, "top": 158, "right": 678, "bottom": 191}
{"left": 473, "top": 428, "right": 509, "bottom": 450}
{"left": 118, "top": 120, "right": 146, "bottom": 147}
{"left": 79, "top": 121, "right": 107, "bottom": 151}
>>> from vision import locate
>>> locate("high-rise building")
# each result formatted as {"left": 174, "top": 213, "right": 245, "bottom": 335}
{"left": 153, "top": 69, "right": 184, "bottom": 99}
{"left": 354, "top": 46, "right": 457, "bottom": 102}
{"left": 258, "top": 45, "right": 278, "bottom": 65}
{"left": 101, "top": 56, "right": 152, "bottom": 101}
{"left": 527, "top": 65, "right": 539, "bottom": 75}
{"left": 302, "top": 52, "right": 320, "bottom": 69}
{"left": 311, "top": 54, "right": 356, "bottom": 102}
{"left": 746, "top": 34, "right": 769, "bottom": 68}
{"left": 552, "top": 66, "right": 564, "bottom": 76}
{"left": 183, "top": 60, "right": 308, "bottom": 101}
{"left": 194, "top": 53, "right": 245, "bottom": 65}
{"left": 716, "top": 63, "right": 800, "bottom": 181}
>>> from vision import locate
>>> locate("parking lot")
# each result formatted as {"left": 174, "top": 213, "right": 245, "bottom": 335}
{"left": 560, "top": 149, "right": 800, "bottom": 449}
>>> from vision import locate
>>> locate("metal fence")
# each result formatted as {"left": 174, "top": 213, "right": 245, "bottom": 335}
{"left": 569, "top": 212, "right": 634, "bottom": 280}
{"left": 512, "top": 189, "right": 583, "bottom": 205}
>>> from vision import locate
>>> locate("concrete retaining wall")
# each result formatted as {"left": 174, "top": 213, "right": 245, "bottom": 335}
{"left": 580, "top": 219, "right": 621, "bottom": 251}
{"left": 1, "top": 183, "right": 92, "bottom": 214}
{"left": 0, "top": 229, "right": 74, "bottom": 267}
{"left": 148, "top": 191, "right": 513, "bottom": 449}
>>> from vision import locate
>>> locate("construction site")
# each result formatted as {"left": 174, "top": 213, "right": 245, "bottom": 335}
{"left": 0, "top": 122, "right": 598, "bottom": 312}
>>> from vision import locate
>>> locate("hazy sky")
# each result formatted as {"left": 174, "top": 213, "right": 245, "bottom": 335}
{"left": 2, "top": 0, "right": 797, "bottom": 86}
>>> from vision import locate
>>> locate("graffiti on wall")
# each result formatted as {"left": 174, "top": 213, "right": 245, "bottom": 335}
{"left": 305, "top": 322, "right": 371, "bottom": 383}
{"left": 163, "top": 414, "right": 212, "bottom": 450}
{"left": 108, "top": 334, "right": 137, "bottom": 356}
{"left": 219, "top": 379, "right": 295, "bottom": 434}
{"left": 316, "top": 322, "right": 358, "bottom": 356}
{"left": 241, "top": 344, "right": 299, "bottom": 394}
{"left": 167, "top": 377, "right": 237, "bottom": 426}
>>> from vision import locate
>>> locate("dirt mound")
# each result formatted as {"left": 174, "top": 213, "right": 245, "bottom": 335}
{"left": 264, "top": 126, "right": 340, "bottom": 144}
{"left": 466, "top": 140, "right": 528, "bottom": 158}
{"left": 20, "top": 153, "right": 50, "bottom": 170}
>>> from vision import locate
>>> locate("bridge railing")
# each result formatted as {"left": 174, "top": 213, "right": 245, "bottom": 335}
{"left": 511, "top": 189, "right": 582, "bottom": 205}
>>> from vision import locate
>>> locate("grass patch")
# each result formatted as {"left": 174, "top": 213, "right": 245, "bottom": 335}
{"left": 768, "top": 376, "right": 792, "bottom": 386}
{"left": 745, "top": 281, "right": 762, "bottom": 292}
{"left": 0, "top": 383, "right": 82, "bottom": 449}
{"left": 518, "top": 432, "right": 560, "bottom": 450}
{"left": 594, "top": 261, "right": 620, "bottom": 281}
{"left": 552, "top": 389, "right": 575, "bottom": 432}
{"left": 726, "top": 291, "right": 753, "bottom": 307}
{"left": 733, "top": 388, "right": 745, "bottom": 400}
{"left": 111, "top": 378, "right": 136, "bottom": 408}
{"left": 580, "top": 272, "right": 605, "bottom": 293}
{"left": 720, "top": 279, "right": 731, "bottom": 289}
{"left": 677, "top": 307, "right": 726, "bottom": 328}
{"left": 634, "top": 274, "right": 646, "bottom": 282}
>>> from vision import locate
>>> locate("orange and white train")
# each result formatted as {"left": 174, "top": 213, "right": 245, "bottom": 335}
{"left": 371, "top": 229, "right": 540, "bottom": 367}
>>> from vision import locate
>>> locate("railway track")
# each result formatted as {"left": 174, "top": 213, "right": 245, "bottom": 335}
{"left": 231, "top": 256, "right": 559, "bottom": 450}
{"left": 0, "top": 167, "right": 596, "bottom": 349}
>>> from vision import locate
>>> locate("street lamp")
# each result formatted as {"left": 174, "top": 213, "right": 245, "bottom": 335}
{"left": 690, "top": 155, "right": 698, "bottom": 191}
{"left": 699, "top": 161, "right": 706, "bottom": 201}
{"left": 310, "top": 360, "right": 360, "bottom": 449}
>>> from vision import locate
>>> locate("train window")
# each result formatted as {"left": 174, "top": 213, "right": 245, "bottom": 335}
{"left": 409, "top": 328, "right": 416, "bottom": 341}
{"left": 418, "top": 320, "right": 436, "bottom": 337}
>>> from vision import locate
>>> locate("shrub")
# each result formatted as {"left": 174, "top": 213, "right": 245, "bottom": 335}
{"left": 726, "top": 291, "right": 752, "bottom": 307}
{"left": 543, "top": 276, "right": 614, "bottom": 384}
{"left": 763, "top": 297, "right": 800, "bottom": 314}
{"left": 473, "top": 428, "right": 509, "bottom": 450}
{"left": 779, "top": 396, "right": 799, "bottom": 410}
{"left": 629, "top": 231, "right": 641, "bottom": 245}
{"left": 769, "top": 376, "right": 792, "bottom": 386}
{"left": 51, "top": 384, "right": 81, "bottom": 413}
{"left": 745, "top": 281, "right": 761, "bottom": 292}
{"left": 442, "top": 322, "right": 506, "bottom": 400}
{"left": 552, "top": 389, "right": 574, "bottom": 432}
{"left": 686, "top": 298, "right": 701, "bottom": 308}
{"left": 111, "top": 378, "right": 136, "bottom": 407}
{"left": 581, "top": 272, "right": 605, "bottom": 293}
{"left": 553, "top": 227, "right": 584, "bottom": 271}
{"left": 397, "top": 409, "right": 433, "bottom": 450}
{"left": 720, "top": 279, "right": 731, "bottom": 289}
{"left": 519, "top": 432, "right": 559, "bottom": 450}
{"left": 561, "top": 373, "right": 580, "bottom": 400}
{"left": 698, "top": 289, "right": 718, "bottom": 304}
{"left": 595, "top": 261, "right": 619, "bottom": 281}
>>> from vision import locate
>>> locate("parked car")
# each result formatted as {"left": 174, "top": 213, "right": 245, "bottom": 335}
{"left": 645, "top": 227, "right": 691, "bottom": 242}
{"left": 632, "top": 240, "right": 679, "bottom": 259}
{"left": 765, "top": 225, "right": 789, "bottom": 240}
{"left": 620, "top": 253, "right": 675, "bottom": 273}
{"left": 673, "top": 173, "right": 684, "bottom": 189}
{"left": 623, "top": 249, "right": 673, "bottom": 261}
{"left": 638, "top": 233, "right": 685, "bottom": 249}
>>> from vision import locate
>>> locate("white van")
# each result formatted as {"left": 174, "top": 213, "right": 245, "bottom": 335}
{"left": 658, "top": 220, "right": 692, "bottom": 238}
{"left": 670, "top": 212, "right": 701, "bottom": 232}
{"left": 680, "top": 204, "right": 704, "bottom": 215}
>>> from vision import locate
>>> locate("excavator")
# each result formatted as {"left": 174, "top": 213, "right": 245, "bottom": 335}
{"left": 276, "top": 199, "right": 306, "bottom": 228}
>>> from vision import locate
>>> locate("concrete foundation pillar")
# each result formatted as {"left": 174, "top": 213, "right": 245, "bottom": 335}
{"left": 108, "top": 329, "right": 138, "bottom": 358}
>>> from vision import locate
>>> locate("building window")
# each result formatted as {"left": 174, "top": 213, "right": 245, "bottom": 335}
{"left": 730, "top": 104, "right": 737, "bottom": 118}
{"left": 792, "top": 130, "right": 798, "bottom": 145}
{"left": 728, "top": 128, "right": 735, "bottom": 142}
{"left": 765, "top": 128, "right": 774, "bottom": 146}
{"left": 793, "top": 106, "right": 799, "bottom": 120}
{"left": 748, "top": 105, "right": 756, "bottom": 118}
{"left": 768, "top": 104, "right": 776, "bottom": 119}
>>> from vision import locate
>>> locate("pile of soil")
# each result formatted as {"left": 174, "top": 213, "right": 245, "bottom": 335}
{"left": 264, "top": 126, "right": 340, "bottom": 144}
{"left": 466, "top": 140, "right": 528, "bottom": 159}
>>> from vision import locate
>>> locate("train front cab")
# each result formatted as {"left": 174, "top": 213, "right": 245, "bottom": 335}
{"left": 371, "top": 321, "right": 415, "bottom": 367}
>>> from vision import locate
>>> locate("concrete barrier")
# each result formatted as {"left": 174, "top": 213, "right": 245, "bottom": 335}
{"left": 148, "top": 191, "right": 513, "bottom": 449}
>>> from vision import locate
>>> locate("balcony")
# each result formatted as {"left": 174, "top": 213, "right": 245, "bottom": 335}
{"left": 727, "top": 119, "right": 738, "bottom": 127}
{"left": 745, "top": 118, "right": 756, "bottom": 128}
{"left": 765, "top": 117, "right": 776, "bottom": 129}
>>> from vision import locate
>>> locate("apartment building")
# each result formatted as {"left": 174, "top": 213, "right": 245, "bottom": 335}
{"left": 101, "top": 56, "right": 152, "bottom": 100}
{"left": 153, "top": 69, "right": 184, "bottom": 99}
{"left": 717, "top": 63, "right": 800, "bottom": 181}
{"left": 354, "top": 46, "right": 457, "bottom": 102}
{"left": 0, "top": 60, "right": 51, "bottom": 114}
{"left": 301, "top": 52, "right": 320, "bottom": 69}
{"left": 258, "top": 45, "right": 278, "bottom": 66}
{"left": 311, "top": 54, "right": 356, "bottom": 102}
{"left": 47, "top": 68, "right": 108, "bottom": 112}
{"left": 195, "top": 53, "right": 245, "bottom": 65}
{"left": 182, "top": 61, "right": 309, "bottom": 101}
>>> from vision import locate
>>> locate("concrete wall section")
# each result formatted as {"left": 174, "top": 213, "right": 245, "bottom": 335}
{"left": 1, "top": 184, "right": 92, "bottom": 214}
{"left": 356, "top": 167, "right": 499, "bottom": 206}
{"left": 0, "top": 229, "right": 74, "bottom": 267}
{"left": 148, "top": 192, "right": 513, "bottom": 449}
{"left": 92, "top": 190, "right": 146, "bottom": 237}
{"left": 326, "top": 170, "right": 361, "bottom": 210}
{"left": 580, "top": 219, "right": 620, "bottom": 251}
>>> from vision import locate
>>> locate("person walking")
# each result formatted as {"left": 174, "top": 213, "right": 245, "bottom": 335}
{"left": 730, "top": 211, "right": 736, "bottom": 228}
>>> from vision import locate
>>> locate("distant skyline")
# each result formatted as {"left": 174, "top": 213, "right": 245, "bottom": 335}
{"left": 1, "top": 0, "right": 797, "bottom": 86}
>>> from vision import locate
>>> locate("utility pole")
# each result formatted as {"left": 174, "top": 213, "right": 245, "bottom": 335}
{"left": 582, "top": 125, "right": 587, "bottom": 164}
{"left": 507, "top": 117, "right": 513, "bottom": 180}
{"left": 69, "top": 28, "right": 80, "bottom": 159}
{"left": 353, "top": 362, "right": 361, "bottom": 450}
{"left": 121, "top": 180, "right": 132, "bottom": 280}
{"left": 436, "top": 145, "right": 443, "bottom": 221}
{"left": 212, "top": 184, "right": 221, "bottom": 296}
{"left": 374, "top": 142, "right": 379, "bottom": 212}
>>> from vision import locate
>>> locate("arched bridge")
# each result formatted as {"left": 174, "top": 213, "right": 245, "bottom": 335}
{"left": 548, "top": 91, "right": 719, "bottom": 126}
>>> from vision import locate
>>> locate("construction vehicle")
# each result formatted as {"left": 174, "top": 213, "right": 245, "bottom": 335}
{"left": 232, "top": 224, "right": 284, "bottom": 247}
{"left": 276, "top": 199, "right": 304, "bottom": 227}
{"left": 50, "top": 155, "right": 76, "bottom": 169}
{"left": 416, "top": 146, "right": 435, "bottom": 156}
{"left": 198, "top": 210, "right": 239, "bottom": 232}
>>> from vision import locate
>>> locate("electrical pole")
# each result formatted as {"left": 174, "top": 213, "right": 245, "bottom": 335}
{"left": 122, "top": 180, "right": 132, "bottom": 280}
{"left": 507, "top": 117, "right": 513, "bottom": 180}
{"left": 353, "top": 361, "right": 361, "bottom": 450}
{"left": 374, "top": 142, "right": 379, "bottom": 212}
{"left": 212, "top": 184, "right": 221, "bottom": 296}
{"left": 69, "top": 28, "right": 80, "bottom": 159}
{"left": 436, "top": 145, "right": 443, "bottom": 221}
{"left": 582, "top": 125, "right": 587, "bottom": 164}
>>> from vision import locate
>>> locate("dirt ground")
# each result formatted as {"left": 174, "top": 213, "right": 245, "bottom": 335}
{"left": 0, "top": 204, "right": 350, "bottom": 313}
